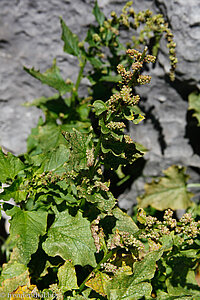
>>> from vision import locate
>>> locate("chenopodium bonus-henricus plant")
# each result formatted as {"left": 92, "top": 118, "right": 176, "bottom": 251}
{"left": 1, "top": 47, "right": 200, "bottom": 299}
{"left": 0, "top": 2, "right": 199, "bottom": 299}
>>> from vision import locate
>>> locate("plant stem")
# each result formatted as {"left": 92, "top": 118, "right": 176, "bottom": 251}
{"left": 71, "top": 56, "right": 87, "bottom": 104}
{"left": 78, "top": 249, "right": 115, "bottom": 293}
{"left": 187, "top": 183, "right": 200, "bottom": 189}
{"left": 75, "top": 57, "right": 87, "bottom": 92}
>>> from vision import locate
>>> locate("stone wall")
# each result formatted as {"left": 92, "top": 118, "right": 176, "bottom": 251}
{"left": 0, "top": 0, "right": 200, "bottom": 211}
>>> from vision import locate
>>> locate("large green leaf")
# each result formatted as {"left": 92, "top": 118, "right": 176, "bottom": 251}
{"left": 58, "top": 260, "right": 78, "bottom": 293}
{"left": 60, "top": 18, "right": 80, "bottom": 56}
{"left": 93, "top": 1, "right": 105, "bottom": 26}
{"left": 188, "top": 92, "right": 200, "bottom": 126}
{"left": 24, "top": 59, "right": 73, "bottom": 95}
{"left": 0, "top": 261, "right": 30, "bottom": 297}
{"left": 6, "top": 207, "right": 48, "bottom": 265}
{"left": 137, "top": 165, "right": 193, "bottom": 211}
{"left": 0, "top": 149, "right": 25, "bottom": 182}
{"left": 42, "top": 210, "right": 97, "bottom": 267}
{"left": 106, "top": 251, "right": 163, "bottom": 299}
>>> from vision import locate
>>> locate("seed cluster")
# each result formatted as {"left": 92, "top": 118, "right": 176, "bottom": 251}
{"left": 91, "top": 216, "right": 102, "bottom": 253}
{"left": 106, "top": 121, "right": 126, "bottom": 130}
{"left": 107, "top": 229, "right": 144, "bottom": 252}
{"left": 86, "top": 147, "right": 94, "bottom": 167}
{"left": 137, "top": 208, "right": 200, "bottom": 246}
{"left": 106, "top": 48, "right": 154, "bottom": 114}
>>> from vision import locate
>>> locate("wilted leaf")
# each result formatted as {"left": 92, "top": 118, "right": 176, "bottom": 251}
{"left": 58, "top": 260, "right": 78, "bottom": 292}
{"left": 0, "top": 149, "right": 25, "bottom": 183}
{"left": 42, "top": 210, "right": 97, "bottom": 267}
{"left": 188, "top": 92, "right": 200, "bottom": 126}
{"left": 137, "top": 165, "right": 193, "bottom": 211}
{"left": 24, "top": 59, "right": 73, "bottom": 95}
{"left": 6, "top": 207, "right": 48, "bottom": 265}
{"left": 60, "top": 18, "right": 80, "bottom": 56}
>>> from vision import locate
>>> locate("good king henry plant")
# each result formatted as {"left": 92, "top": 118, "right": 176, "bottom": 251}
{"left": 0, "top": 1, "right": 200, "bottom": 299}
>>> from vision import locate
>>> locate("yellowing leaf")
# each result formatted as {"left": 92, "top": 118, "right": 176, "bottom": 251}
{"left": 137, "top": 165, "right": 193, "bottom": 211}
{"left": 85, "top": 271, "right": 110, "bottom": 297}
{"left": 10, "top": 285, "right": 39, "bottom": 300}
{"left": 0, "top": 262, "right": 30, "bottom": 298}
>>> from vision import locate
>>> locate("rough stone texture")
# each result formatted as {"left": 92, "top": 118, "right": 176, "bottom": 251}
{"left": 0, "top": 0, "right": 200, "bottom": 212}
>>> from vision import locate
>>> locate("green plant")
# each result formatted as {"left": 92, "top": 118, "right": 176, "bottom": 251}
{"left": 0, "top": 1, "right": 199, "bottom": 299}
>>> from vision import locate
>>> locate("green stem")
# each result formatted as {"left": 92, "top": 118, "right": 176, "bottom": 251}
{"left": 71, "top": 57, "right": 87, "bottom": 104}
{"left": 75, "top": 57, "right": 87, "bottom": 92}
{"left": 78, "top": 249, "right": 115, "bottom": 293}
{"left": 94, "top": 135, "right": 102, "bottom": 165}
{"left": 187, "top": 183, "right": 200, "bottom": 189}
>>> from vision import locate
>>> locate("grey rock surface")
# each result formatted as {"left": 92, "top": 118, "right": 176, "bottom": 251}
{"left": 0, "top": 0, "right": 200, "bottom": 211}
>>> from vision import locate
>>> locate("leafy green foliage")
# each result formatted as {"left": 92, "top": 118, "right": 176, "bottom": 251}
{"left": 1, "top": 2, "right": 199, "bottom": 300}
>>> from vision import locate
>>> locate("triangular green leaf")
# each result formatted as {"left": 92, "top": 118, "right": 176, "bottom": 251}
{"left": 137, "top": 165, "right": 193, "bottom": 210}
{"left": 42, "top": 210, "right": 97, "bottom": 267}
{"left": 93, "top": 1, "right": 105, "bottom": 26}
{"left": 60, "top": 18, "right": 80, "bottom": 56}
{"left": 24, "top": 59, "right": 73, "bottom": 95}
{"left": 0, "top": 149, "right": 25, "bottom": 183}
{"left": 6, "top": 207, "right": 48, "bottom": 265}
{"left": 112, "top": 207, "right": 138, "bottom": 234}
